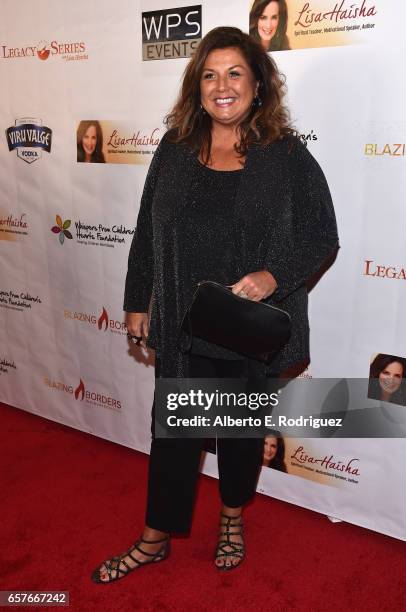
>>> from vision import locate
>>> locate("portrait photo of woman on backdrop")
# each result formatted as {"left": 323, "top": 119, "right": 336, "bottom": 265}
{"left": 249, "top": 0, "right": 291, "bottom": 52}
{"left": 368, "top": 353, "right": 406, "bottom": 406}
{"left": 262, "top": 434, "right": 287, "bottom": 472}
{"left": 77, "top": 120, "right": 105, "bottom": 163}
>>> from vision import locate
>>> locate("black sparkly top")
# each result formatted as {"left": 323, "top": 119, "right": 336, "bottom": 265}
{"left": 182, "top": 160, "right": 244, "bottom": 360}
{"left": 124, "top": 134, "right": 339, "bottom": 378}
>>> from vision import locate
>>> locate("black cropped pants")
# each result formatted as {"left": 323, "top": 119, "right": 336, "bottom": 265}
{"left": 145, "top": 354, "right": 265, "bottom": 534}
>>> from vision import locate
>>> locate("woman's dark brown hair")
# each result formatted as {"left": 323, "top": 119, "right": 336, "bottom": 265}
{"left": 77, "top": 120, "right": 105, "bottom": 163}
{"left": 249, "top": 0, "right": 290, "bottom": 52}
{"left": 164, "top": 26, "right": 293, "bottom": 163}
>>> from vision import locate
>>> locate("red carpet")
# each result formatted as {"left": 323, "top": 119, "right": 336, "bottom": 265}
{"left": 1, "top": 402, "right": 404, "bottom": 611}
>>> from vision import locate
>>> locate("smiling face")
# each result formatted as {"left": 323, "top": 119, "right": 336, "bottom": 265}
{"left": 82, "top": 125, "right": 97, "bottom": 159}
{"left": 379, "top": 361, "right": 404, "bottom": 396}
{"left": 200, "top": 47, "right": 258, "bottom": 129}
{"left": 263, "top": 436, "right": 278, "bottom": 463}
{"left": 257, "top": 1, "right": 280, "bottom": 47}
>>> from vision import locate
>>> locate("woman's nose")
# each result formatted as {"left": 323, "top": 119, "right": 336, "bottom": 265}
{"left": 217, "top": 76, "right": 227, "bottom": 91}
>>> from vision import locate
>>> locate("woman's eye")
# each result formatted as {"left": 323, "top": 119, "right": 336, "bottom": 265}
{"left": 203, "top": 73, "right": 215, "bottom": 79}
{"left": 229, "top": 71, "right": 240, "bottom": 78}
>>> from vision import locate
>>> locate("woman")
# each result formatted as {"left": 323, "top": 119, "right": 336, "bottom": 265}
{"left": 77, "top": 120, "right": 105, "bottom": 163}
{"left": 263, "top": 434, "right": 287, "bottom": 472}
{"left": 91, "top": 26, "right": 338, "bottom": 581}
{"left": 368, "top": 354, "right": 406, "bottom": 405}
{"left": 249, "top": 0, "right": 290, "bottom": 52}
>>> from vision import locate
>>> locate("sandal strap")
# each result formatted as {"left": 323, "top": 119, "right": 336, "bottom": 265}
{"left": 119, "top": 557, "right": 133, "bottom": 572}
{"left": 217, "top": 541, "right": 244, "bottom": 550}
{"left": 139, "top": 536, "right": 169, "bottom": 545}
{"left": 215, "top": 540, "right": 245, "bottom": 560}
{"left": 93, "top": 536, "right": 170, "bottom": 583}
{"left": 216, "top": 548, "right": 244, "bottom": 558}
{"left": 220, "top": 514, "right": 243, "bottom": 529}
{"left": 219, "top": 524, "right": 244, "bottom": 531}
{"left": 220, "top": 525, "right": 243, "bottom": 532}
{"left": 219, "top": 515, "right": 244, "bottom": 535}
{"left": 219, "top": 533, "right": 243, "bottom": 541}
{"left": 131, "top": 540, "right": 167, "bottom": 559}
{"left": 221, "top": 512, "right": 242, "bottom": 521}
{"left": 215, "top": 512, "right": 245, "bottom": 566}
{"left": 126, "top": 547, "right": 146, "bottom": 565}
{"left": 105, "top": 558, "right": 128, "bottom": 578}
{"left": 111, "top": 539, "right": 168, "bottom": 570}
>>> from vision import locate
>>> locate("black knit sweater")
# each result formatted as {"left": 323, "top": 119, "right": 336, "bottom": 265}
{"left": 124, "top": 133, "right": 339, "bottom": 378}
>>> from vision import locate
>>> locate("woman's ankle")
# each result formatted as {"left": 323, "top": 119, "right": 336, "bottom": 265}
{"left": 142, "top": 525, "right": 169, "bottom": 540}
{"left": 221, "top": 505, "right": 242, "bottom": 518}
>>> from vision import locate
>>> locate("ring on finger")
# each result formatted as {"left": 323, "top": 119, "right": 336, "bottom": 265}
{"left": 127, "top": 332, "right": 143, "bottom": 345}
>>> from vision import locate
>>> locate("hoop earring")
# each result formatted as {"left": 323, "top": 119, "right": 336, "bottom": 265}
{"left": 253, "top": 96, "right": 262, "bottom": 107}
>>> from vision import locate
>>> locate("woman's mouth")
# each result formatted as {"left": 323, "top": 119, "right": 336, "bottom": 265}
{"left": 214, "top": 97, "right": 236, "bottom": 107}
{"left": 381, "top": 378, "right": 398, "bottom": 391}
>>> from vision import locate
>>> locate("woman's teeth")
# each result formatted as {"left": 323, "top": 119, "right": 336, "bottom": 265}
{"left": 215, "top": 98, "right": 235, "bottom": 105}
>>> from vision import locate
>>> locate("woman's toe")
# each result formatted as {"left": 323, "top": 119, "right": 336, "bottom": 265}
{"left": 99, "top": 563, "right": 109, "bottom": 580}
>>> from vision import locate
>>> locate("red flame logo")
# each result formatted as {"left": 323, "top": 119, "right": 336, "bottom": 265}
{"left": 98, "top": 307, "right": 109, "bottom": 331}
{"left": 74, "top": 378, "right": 85, "bottom": 401}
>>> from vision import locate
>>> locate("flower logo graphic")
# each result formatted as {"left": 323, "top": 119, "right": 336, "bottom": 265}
{"left": 51, "top": 215, "right": 73, "bottom": 244}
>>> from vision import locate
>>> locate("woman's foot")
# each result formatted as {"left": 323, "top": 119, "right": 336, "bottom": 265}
{"left": 214, "top": 506, "right": 245, "bottom": 570}
{"left": 92, "top": 527, "right": 170, "bottom": 583}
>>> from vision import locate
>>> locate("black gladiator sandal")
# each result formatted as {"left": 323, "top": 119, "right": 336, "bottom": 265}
{"left": 214, "top": 513, "right": 245, "bottom": 571}
{"left": 91, "top": 535, "right": 170, "bottom": 584}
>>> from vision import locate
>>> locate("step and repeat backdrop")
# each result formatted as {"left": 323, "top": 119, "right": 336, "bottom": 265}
{"left": 1, "top": 1, "right": 406, "bottom": 540}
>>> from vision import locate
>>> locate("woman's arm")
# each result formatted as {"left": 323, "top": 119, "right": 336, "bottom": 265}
{"left": 264, "top": 141, "right": 339, "bottom": 301}
{"left": 123, "top": 137, "right": 165, "bottom": 313}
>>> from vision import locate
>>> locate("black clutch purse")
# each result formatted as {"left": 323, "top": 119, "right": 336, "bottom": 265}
{"left": 179, "top": 281, "right": 291, "bottom": 363}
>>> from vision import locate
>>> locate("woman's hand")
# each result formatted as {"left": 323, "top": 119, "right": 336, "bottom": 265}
{"left": 230, "top": 271, "right": 278, "bottom": 301}
{"left": 126, "top": 312, "right": 149, "bottom": 347}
